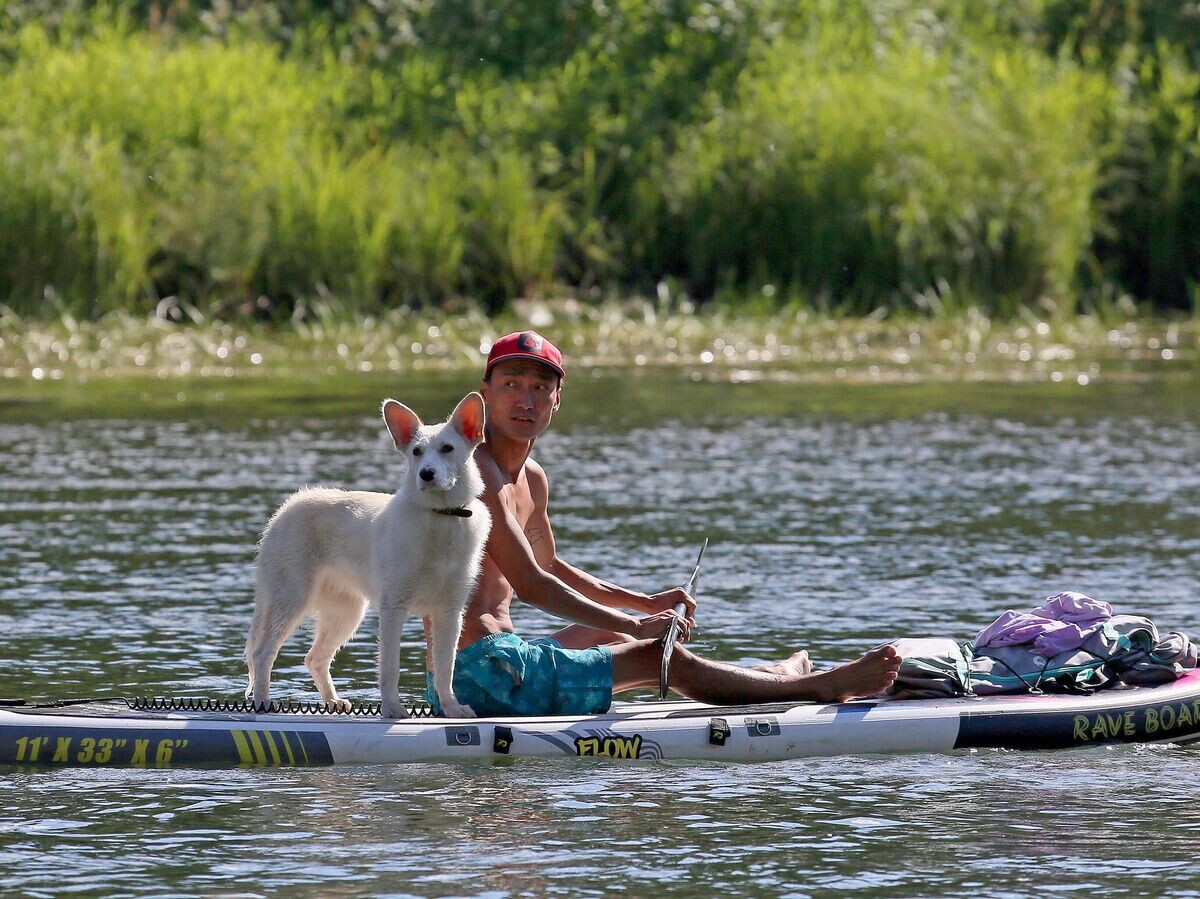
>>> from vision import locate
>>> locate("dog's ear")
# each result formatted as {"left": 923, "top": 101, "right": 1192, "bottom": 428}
{"left": 449, "top": 392, "right": 486, "bottom": 445}
{"left": 382, "top": 399, "right": 422, "bottom": 449}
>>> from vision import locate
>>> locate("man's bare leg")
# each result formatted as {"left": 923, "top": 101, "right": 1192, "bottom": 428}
{"left": 549, "top": 625, "right": 810, "bottom": 676}
{"left": 609, "top": 641, "right": 900, "bottom": 704}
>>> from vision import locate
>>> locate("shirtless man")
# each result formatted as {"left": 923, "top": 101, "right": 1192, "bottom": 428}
{"left": 424, "top": 331, "right": 901, "bottom": 716}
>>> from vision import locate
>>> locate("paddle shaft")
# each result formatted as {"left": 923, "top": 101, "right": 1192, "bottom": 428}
{"left": 667, "top": 542, "right": 705, "bottom": 643}
{"left": 659, "top": 538, "right": 707, "bottom": 700}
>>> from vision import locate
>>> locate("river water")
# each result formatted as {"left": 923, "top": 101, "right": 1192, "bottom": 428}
{"left": 2, "top": 371, "right": 1199, "bottom": 896}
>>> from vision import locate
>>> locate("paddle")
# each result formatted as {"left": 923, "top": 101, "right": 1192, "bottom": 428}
{"left": 659, "top": 537, "right": 708, "bottom": 700}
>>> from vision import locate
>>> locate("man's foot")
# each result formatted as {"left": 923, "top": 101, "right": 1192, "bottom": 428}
{"left": 754, "top": 649, "right": 813, "bottom": 677}
{"left": 809, "top": 644, "right": 902, "bottom": 703}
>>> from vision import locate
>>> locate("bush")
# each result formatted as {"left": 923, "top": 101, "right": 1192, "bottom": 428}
{"left": 0, "top": 0, "right": 1198, "bottom": 317}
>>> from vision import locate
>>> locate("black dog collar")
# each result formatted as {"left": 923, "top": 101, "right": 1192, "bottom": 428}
{"left": 433, "top": 507, "right": 473, "bottom": 518}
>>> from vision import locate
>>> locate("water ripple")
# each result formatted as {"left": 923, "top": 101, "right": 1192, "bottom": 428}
{"left": 2, "top": 379, "right": 1199, "bottom": 895}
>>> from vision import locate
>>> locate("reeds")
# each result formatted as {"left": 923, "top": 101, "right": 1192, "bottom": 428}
{"left": 0, "top": 20, "right": 561, "bottom": 314}
{"left": 654, "top": 18, "right": 1112, "bottom": 315}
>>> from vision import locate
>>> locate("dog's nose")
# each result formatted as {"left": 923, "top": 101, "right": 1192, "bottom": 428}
{"left": 419, "top": 468, "right": 435, "bottom": 482}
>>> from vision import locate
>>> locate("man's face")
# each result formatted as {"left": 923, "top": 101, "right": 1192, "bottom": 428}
{"left": 481, "top": 360, "right": 562, "bottom": 441}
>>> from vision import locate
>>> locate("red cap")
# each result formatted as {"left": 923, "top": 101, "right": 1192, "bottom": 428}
{"left": 485, "top": 330, "right": 565, "bottom": 379}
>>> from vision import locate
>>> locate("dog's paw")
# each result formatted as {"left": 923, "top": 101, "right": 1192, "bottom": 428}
{"left": 327, "top": 697, "right": 353, "bottom": 714}
{"left": 440, "top": 700, "right": 476, "bottom": 719}
{"left": 380, "top": 699, "right": 411, "bottom": 720}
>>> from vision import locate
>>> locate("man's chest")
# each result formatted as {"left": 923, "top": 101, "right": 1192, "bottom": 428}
{"left": 497, "top": 478, "right": 535, "bottom": 528}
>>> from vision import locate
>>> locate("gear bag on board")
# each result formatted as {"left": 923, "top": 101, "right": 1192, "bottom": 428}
{"left": 881, "top": 607, "right": 1197, "bottom": 700}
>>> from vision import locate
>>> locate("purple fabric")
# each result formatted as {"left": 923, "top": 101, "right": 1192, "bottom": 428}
{"left": 974, "top": 592, "right": 1113, "bottom": 657}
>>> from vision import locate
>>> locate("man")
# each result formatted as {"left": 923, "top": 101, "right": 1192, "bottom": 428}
{"left": 426, "top": 330, "right": 900, "bottom": 716}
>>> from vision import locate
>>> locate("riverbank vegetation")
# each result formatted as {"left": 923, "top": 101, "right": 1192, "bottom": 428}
{"left": 1, "top": 1, "right": 1198, "bottom": 319}
{"left": 2, "top": 301, "right": 1194, "bottom": 387}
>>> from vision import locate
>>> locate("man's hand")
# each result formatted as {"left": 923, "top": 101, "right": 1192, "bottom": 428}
{"left": 644, "top": 588, "right": 697, "bottom": 624}
{"left": 630, "top": 608, "right": 692, "bottom": 642}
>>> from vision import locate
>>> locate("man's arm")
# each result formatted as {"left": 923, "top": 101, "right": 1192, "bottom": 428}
{"left": 525, "top": 465, "right": 696, "bottom": 620}
{"left": 483, "top": 464, "right": 685, "bottom": 639}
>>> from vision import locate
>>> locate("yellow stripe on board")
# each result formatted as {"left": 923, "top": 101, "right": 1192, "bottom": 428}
{"left": 278, "top": 732, "right": 297, "bottom": 766}
{"left": 231, "top": 730, "right": 254, "bottom": 765}
{"left": 246, "top": 730, "right": 268, "bottom": 765}
{"left": 296, "top": 733, "right": 310, "bottom": 766}
{"left": 262, "top": 731, "right": 283, "bottom": 766}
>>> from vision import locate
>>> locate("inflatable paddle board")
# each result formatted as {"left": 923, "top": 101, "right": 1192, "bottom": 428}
{"left": 4, "top": 670, "right": 1200, "bottom": 769}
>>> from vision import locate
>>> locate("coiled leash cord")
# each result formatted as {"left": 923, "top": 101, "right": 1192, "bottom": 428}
{"left": 2, "top": 695, "right": 437, "bottom": 717}
{"left": 127, "top": 696, "right": 438, "bottom": 717}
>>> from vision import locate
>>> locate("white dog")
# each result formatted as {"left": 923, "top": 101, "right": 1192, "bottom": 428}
{"left": 245, "top": 392, "right": 491, "bottom": 718}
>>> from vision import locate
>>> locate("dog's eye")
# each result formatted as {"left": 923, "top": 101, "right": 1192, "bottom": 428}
{"left": 439, "top": 444, "right": 454, "bottom": 454}
{"left": 412, "top": 447, "right": 424, "bottom": 457}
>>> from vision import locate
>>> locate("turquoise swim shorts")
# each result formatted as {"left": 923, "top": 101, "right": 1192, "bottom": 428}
{"left": 425, "top": 632, "right": 614, "bottom": 717}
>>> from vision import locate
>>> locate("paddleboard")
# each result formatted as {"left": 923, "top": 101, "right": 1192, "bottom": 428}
{"left": 4, "top": 670, "right": 1200, "bottom": 768}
